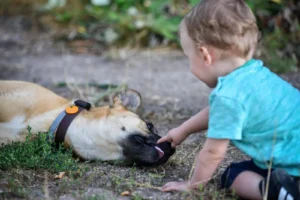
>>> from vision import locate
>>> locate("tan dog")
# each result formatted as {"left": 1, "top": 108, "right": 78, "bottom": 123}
{"left": 0, "top": 81, "right": 174, "bottom": 166}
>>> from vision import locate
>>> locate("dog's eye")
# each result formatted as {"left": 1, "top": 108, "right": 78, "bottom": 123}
{"left": 146, "top": 122, "right": 154, "bottom": 131}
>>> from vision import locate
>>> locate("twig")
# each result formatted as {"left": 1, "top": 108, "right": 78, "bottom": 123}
{"left": 65, "top": 82, "right": 86, "bottom": 101}
{"left": 109, "top": 173, "right": 162, "bottom": 191}
{"left": 92, "top": 84, "right": 127, "bottom": 105}
{"left": 264, "top": 128, "right": 277, "bottom": 200}
{"left": 188, "top": 142, "right": 202, "bottom": 179}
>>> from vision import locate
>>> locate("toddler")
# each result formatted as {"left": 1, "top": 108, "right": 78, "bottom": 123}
{"left": 157, "top": 0, "right": 300, "bottom": 199}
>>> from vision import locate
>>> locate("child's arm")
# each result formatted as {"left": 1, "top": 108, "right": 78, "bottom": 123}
{"left": 161, "top": 138, "right": 229, "bottom": 191}
{"left": 157, "top": 106, "right": 209, "bottom": 147}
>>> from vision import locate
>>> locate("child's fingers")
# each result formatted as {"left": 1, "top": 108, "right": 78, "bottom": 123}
{"left": 157, "top": 135, "right": 171, "bottom": 144}
{"left": 161, "top": 182, "right": 177, "bottom": 192}
{"left": 161, "top": 181, "right": 188, "bottom": 192}
{"left": 171, "top": 142, "right": 176, "bottom": 148}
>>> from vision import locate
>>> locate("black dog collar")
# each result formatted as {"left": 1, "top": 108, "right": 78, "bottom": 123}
{"left": 48, "top": 100, "right": 91, "bottom": 147}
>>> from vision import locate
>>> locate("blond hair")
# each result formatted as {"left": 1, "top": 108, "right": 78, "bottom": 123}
{"left": 184, "top": 0, "right": 260, "bottom": 58}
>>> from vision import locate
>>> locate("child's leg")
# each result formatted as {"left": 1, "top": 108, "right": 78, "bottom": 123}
{"left": 221, "top": 160, "right": 266, "bottom": 199}
{"left": 230, "top": 171, "right": 263, "bottom": 199}
{"left": 221, "top": 160, "right": 300, "bottom": 200}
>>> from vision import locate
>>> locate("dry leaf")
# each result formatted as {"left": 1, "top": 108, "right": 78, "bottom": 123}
{"left": 120, "top": 191, "right": 130, "bottom": 196}
{"left": 55, "top": 172, "right": 66, "bottom": 179}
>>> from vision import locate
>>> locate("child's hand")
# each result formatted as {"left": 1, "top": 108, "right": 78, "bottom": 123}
{"left": 161, "top": 181, "right": 189, "bottom": 192}
{"left": 157, "top": 127, "right": 188, "bottom": 148}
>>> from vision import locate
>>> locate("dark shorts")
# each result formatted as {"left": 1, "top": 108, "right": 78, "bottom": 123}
{"left": 220, "top": 159, "right": 271, "bottom": 189}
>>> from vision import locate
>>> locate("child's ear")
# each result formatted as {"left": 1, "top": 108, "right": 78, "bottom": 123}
{"left": 199, "top": 46, "right": 212, "bottom": 66}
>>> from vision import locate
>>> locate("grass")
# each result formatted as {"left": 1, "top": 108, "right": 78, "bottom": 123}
{"left": 0, "top": 126, "right": 79, "bottom": 173}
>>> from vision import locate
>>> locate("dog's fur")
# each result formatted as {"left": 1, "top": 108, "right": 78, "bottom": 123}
{"left": 0, "top": 81, "right": 174, "bottom": 166}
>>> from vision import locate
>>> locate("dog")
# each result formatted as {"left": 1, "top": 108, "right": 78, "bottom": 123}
{"left": 0, "top": 80, "right": 175, "bottom": 166}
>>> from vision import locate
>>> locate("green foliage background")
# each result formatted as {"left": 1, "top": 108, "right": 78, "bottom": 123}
{"left": 0, "top": 0, "right": 299, "bottom": 72}
{"left": 49, "top": 0, "right": 300, "bottom": 73}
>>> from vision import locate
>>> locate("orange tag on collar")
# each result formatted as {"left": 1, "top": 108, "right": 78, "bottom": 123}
{"left": 65, "top": 105, "right": 79, "bottom": 114}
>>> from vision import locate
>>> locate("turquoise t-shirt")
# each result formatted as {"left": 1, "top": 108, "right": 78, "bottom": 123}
{"left": 208, "top": 59, "right": 300, "bottom": 176}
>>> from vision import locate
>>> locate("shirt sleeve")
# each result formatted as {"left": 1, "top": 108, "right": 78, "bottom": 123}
{"left": 207, "top": 96, "right": 246, "bottom": 140}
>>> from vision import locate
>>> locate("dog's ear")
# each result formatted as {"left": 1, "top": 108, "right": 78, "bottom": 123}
{"left": 114, "top": 90, "right": 142, "bottom": 113}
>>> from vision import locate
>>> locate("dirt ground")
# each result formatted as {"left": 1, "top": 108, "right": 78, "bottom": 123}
{"left": 0, "top": 16, "right": 300, "bottom": 200}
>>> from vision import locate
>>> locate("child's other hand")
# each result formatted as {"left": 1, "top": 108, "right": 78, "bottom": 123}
{"left": 157, "top": 127, "right": 187, "bottom": 148}
{"left": 161, "top": 181, "right": 189, "bottom": 192}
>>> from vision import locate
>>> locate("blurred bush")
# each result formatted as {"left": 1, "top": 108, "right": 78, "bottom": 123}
{"left": 1, "top": 0, "right": 299, "bottom": 73}
{"left": 246, "top": 0, "right": 299, "bottom": 72}
{"left": 0, "top": 0, "right": 47, "bottom": 15}
{"left": 49, "top": 0, "right": 191, "bottom": 47}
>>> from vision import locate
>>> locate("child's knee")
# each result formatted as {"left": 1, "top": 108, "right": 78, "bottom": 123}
{"left": 220, "top": 160, "right": 265, "bottom": 189}
{"left": 220, "top": 162, "right": 244, "bottom": 189}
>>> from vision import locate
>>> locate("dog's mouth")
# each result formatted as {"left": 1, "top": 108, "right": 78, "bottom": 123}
{"left": 121, "top": 132, "right": 175, "bottom": 166}
{"left": 154, "top": 139, "right": 175, "bottom": 165}
{"left": 155, "top": 146, "right": 165, "bottom": 159}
